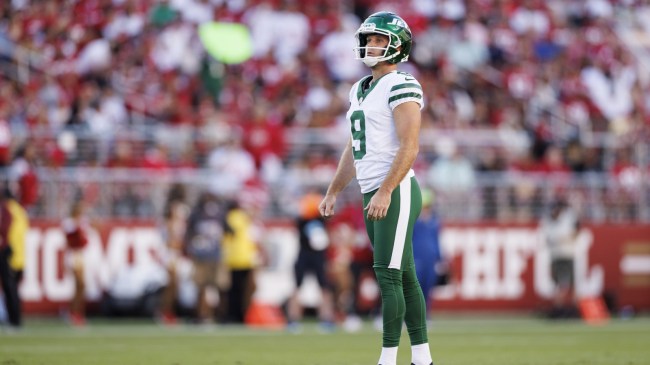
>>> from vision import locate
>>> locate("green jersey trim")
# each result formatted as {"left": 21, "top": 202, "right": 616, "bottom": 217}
{"left": 356, "top": 73, "right": 392, "bottom": 104}
{"left": 388, "top": 92, "right": 422, "bottom": 104}
{"left": 390, "top": 83, "right": 422, "bottom": 92}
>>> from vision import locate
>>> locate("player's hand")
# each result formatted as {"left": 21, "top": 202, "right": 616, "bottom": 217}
{"left": 365, "top": 190, "right": 391, "bottom": 221}
{"left": 319, "top": 194, "right": 337, "bottom": 218}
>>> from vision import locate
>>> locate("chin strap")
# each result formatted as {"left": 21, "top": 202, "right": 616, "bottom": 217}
{"left": 361, "top": 50, "right": 401, "bottom": 67}
{"left": 362, "top": 58, "right": 379, "bottom": 67}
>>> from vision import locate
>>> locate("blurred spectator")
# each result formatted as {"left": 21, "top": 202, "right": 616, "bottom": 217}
{"left": 608, "top": 147, "right": 643, "bottom": 221}
{"left": 183, "top": 191, "right": 226, "bottom": 324}
{"left": 158, "top": 183, "right": 190, "bottom": 325}
{"left": 539, "top": 198, "right": 581, "bottom": 319}
{"left": 174, "top": 0, "right": 214, "bottom": 25}
{"left": 206, "top": 131, "right": 256, "bottom": 197}
{"left": 0, "top": 107, "right": 10, "bottom": 167}
{"left": 476, "top": 147, "right": 506, "bottom": 219}
{"left": 411, "top": 17, "right": 457, "bottom": 67}
{"left": 244, "top": 1, "right": 310, "bottom": 66}
{"left": 302, "top": 72, "right": 340, "bottom": 128}
{"left": 427, "top": 138, "right": 477, "bottom": 219}
{"left": 222, "top": 200, "right": 262, "bottom": 324}
{"left": 509, "top": 0, "right": 552, "bottom": 38}
{"left": 539, "top": 144, "right": 571, "bottom": 176}
{"left": 317, "top": 14, "right": 364, "bottom": 83}
{"left": 106, "top": 140, "right": 144, "bottom": 217}
{"left": 106, "top": 140, "right": 137, "bottom": 168}
{"left": 446, "top": 23, "right": 489, "bottom": 71}
{"left": 150, "top": 17, "right": 203, "bottom": 74}
{"left": 0, "top": 185, "right": 23, "bottom": 329}
{"left": 149, "top": 0, "right": 178, "bottom": 28}
{"left": 273, "top": 1, "right": 311, "bottom": 66}
{"left": 5, "top": 184, "right": 28, "bottom": 327}
{"left": 98, "top": 86, "right": 128, "bottom": 130}
{"left": 412, "top": 189, "right": 445, "bottom": 319}
{"left": 76, "top": 28, "right": 112, "bottom": 76}
{"left": 325, "top": 215, "right": 355, "bottom": 327}
{"left": 9, "top": 142, "right": 39, "bottom": 212}
{"left": 428, "top": 138, "right": 476, "bottom": 191}
{"left": 565, "top": 140, "right": 588, "bottom": 173}
{"left": 507, "top": 149, "right": 544, "bottom": 222}
{"left": 287, "top": 191, "right": 335, "bottom": 333}
{"left": 103, "top": 2, "right": 145, "bottom": 42}
{"left": 141, "top": 144, "right": 171, "bottom": 171}
{"left": 581, "top": 51, "right": 636, "bottom": 127}
{"left": 242, "top": 2, "right": 279, "bottom": 61}
{"left": 327, "top": 201, "right": 378, "bottom": 331}
{"left": 62, "top": 200, "right": 91, "bottom": 326}
{"left": 241, "top": 103, "right": 286, "bottom": 169}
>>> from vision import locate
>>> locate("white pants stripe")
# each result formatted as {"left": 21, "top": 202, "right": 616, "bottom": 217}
{"left": 388, "top": 176, "right": 411, "bottom": 269}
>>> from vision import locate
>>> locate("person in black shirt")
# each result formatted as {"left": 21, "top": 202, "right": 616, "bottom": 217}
{"left": 286, "top": 192, "right": 335, "bottom": 332}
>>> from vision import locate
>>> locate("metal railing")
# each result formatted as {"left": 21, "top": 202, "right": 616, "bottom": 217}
{"left": 16, "top": 167, "right": 648, "bottom": 223}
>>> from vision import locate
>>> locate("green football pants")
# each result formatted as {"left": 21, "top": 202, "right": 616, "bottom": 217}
{"left": 363, "top": 176, "right": 428, "bottom": 347}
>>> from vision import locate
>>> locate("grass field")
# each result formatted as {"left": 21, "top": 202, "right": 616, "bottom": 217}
{"left": 1, "top": 316, "right": 649, "bottom": 365}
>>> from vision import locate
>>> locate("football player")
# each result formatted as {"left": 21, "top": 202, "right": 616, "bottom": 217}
{"left": 319, "top": 11, "right": 434, "bottom": 365}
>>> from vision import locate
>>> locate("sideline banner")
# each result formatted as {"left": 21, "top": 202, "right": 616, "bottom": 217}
{"left": 18, "top": 220, "right": 650, "bottom": 314}
{"left": 433, "top": 223, "right": 650, "bottom": 311}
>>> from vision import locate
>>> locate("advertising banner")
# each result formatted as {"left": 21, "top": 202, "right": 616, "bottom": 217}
{"left": 17, "top": 221, "right": 650, "bottom": 315}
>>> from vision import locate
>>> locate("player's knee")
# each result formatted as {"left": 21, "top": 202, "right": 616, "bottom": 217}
{"left": 374, "top": 267, "right": 402, "bottom": 290}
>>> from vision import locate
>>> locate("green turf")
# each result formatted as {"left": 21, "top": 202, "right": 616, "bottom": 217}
{"left": 0, "top": 316, "right": 648, "bottom": 365}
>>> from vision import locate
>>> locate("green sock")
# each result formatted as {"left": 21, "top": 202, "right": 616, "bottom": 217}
{"left": 374, "top": 267, "right": 405, "bottom": 348}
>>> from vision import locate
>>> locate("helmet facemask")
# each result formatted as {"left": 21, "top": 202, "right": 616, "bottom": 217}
{"left": 354, "top": 29, "right": 402, "bottom": 67}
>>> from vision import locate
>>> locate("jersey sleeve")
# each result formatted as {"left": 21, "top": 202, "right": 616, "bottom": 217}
{"left": 349, "top": 81, "right": 359, "bottom": 104}
{"left": 387, "top": 74, "right": 423, "bottom": 110}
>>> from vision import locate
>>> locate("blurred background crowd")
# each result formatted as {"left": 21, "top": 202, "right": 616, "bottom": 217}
{"left": 0, "top": 0, "right": 649, "bottom": 331}
{"left": 0, "top": 0, "right": 649, "bottom": 223}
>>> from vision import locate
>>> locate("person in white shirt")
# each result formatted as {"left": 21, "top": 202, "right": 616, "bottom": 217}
{"left": 540, "top": 199, "right": 581, "bottom": 318}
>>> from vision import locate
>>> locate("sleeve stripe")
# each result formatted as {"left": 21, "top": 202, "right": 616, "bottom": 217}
{"left": 390, "top": 83, "right": 422, "bottom": 92}
{"left": 388, "top": 87, "right": 422, "bottom": 99}
{"left": 388, "top": 92, "right": 423, "bottom": 104}
{"left": 389, "top": 98, "right": 423, "bottom": 109}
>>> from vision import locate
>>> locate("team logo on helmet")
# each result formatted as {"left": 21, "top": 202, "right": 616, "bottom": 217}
{"left": 360, "top": 23, "right": 377, "bottom": 32}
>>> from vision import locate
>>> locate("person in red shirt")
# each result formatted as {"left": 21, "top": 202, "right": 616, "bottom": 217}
{"left": 9, "top": 143, "right": 40, "bottom": 212}
{"left": 241, "top": 103, "right": 286, "bottom": 169}
{"left": 62, "top": 200, "right": 90, "bottom": 326}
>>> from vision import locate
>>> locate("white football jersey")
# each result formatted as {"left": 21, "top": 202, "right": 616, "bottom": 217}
{"left": 347, "top": 70, "right": 423, "bottom": 193}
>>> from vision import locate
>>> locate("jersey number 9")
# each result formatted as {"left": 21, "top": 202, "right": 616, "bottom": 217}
{"left": 350, "top": 110, "right": 366, "bottom": 160}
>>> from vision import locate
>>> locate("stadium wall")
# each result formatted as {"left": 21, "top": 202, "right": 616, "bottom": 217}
{"left": 18, "top": 220, "right": 650, "bottom": 315}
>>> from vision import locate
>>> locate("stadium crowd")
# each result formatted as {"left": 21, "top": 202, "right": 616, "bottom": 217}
{"left": 0, "top": 0, "right": 649, "bottom": 331}
{"left": 0, "top": 0, "right": 649, "bottom": 222}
